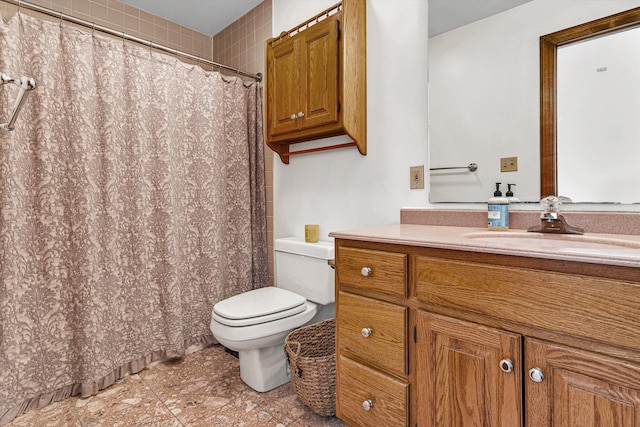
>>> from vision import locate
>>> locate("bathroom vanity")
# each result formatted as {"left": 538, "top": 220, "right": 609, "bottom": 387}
{"left": 331, "top": 224, "right": 640, "bottom": 427}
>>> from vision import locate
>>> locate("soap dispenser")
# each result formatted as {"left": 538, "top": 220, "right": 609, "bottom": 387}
{"left": 488, "top": 182, "right": 509, "bottom": 230}
{"left": 506, "top": 184, "right": 520, "bottom": 203}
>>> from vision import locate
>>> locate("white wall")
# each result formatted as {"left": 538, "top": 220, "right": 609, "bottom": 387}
{"left": 429, "top": 0, "right": 640, "bottom": 204}
{"left": 272, "top": 0, "right": 430, "bottom": 240}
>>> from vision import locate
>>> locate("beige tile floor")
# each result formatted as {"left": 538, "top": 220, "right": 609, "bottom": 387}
{"left": 6, "top": 345, "right": 348, "bottom": 426}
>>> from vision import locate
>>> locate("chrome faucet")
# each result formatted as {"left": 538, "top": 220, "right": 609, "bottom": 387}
{"left": 527, "top": 196, "right": 584, "bottom": 235}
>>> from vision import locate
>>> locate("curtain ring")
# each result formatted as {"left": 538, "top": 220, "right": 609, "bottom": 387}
{"left": 59, "top": 10, "right": 63, "bottom": 26}
{"left": 17, "top": 0, "right": 20, "bottom": 13}
{"left": 92, "top": 22, "right": 96, "bottom": 36}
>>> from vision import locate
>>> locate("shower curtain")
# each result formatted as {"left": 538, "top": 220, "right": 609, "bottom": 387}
{"left": 0, "top": 13, "right": 268, "bottom": 424}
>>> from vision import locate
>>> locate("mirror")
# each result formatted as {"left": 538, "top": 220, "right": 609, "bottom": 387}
{"left": 540, "top": 7, "right": 640, "bottom": 202}
{"left": 429, "top": 1, "right": 640, "bottom": 203}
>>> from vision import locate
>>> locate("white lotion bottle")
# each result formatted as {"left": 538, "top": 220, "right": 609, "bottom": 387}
{"left": 488, "top": 183, "right": 509, "bottom": 231}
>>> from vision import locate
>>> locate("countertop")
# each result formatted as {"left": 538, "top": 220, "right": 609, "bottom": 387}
{"left": 329, "top": 224, "right": 640, "bottom": 268}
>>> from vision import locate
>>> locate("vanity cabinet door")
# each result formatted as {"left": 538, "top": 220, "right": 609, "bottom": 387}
{"left": 526, "top": 338, "right": 640, "bottom": 427}
{"left": 416, "top": 310, "right": 523, "bottom": 427}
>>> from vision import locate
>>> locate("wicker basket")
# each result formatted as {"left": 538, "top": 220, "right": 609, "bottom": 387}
{"left": 284, "top": 318, "right": 336, "bottom": 417}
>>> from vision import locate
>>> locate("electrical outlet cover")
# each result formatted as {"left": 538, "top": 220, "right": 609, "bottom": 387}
{"left": 410, "top": 165, "right": 425, "bottom": 189}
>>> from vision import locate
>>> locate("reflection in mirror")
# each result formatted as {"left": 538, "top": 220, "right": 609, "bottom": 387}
{"left": 429, "top": 0, "right": 640, "bottom": 203}
{"left": 541, "top": 7, "right": 640, "bottom": 203}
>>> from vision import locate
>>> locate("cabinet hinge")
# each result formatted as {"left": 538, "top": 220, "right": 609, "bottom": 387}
{"left": 413, "top": 325, "right": 417, "bottom": 343}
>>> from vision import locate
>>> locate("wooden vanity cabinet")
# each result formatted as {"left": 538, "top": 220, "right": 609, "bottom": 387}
{"left": 334, "top": 238, "right": 640, "bottom": 427}
{"left": 335, "top": 246, "right": 410, "bottom": 426}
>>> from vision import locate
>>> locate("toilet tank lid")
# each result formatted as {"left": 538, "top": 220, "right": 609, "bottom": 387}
{"left": 274, "top": 237, "right": 334, "bottom": 260}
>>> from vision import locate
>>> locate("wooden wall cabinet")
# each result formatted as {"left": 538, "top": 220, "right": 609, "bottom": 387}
{"left": 265, "top": 0, "right": 366, "bottom": 163}
{"left": 334, "top": 238, "right": 640, "bottom": 427}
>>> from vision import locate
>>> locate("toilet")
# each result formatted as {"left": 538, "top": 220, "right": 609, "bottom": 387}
{"left": 210, "top": 237, "right": 335, "bottom": 392}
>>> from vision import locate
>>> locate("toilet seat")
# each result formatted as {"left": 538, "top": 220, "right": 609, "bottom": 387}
{"left": 213, "top": 287, "right": 307, "bottom": 327}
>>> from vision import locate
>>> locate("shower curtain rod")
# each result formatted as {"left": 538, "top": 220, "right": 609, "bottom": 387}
{"left": 1, "top": 0, "right": 263, "bottom": 82}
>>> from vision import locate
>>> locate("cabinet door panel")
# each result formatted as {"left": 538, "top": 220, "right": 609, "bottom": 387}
{"left": 267, "top": 38, "right": 300, "bottom": 136}
{"left": 300, "top": 18, "right": 339, "bottom": 130}
{"left": 526, "top": 338, "right": 640, "bottom": 427}
{"left": 416, "top": 311, "right": 522, "bottom": 427}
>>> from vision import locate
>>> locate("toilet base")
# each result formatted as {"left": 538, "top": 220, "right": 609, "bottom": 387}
{"left": 238, "top": 344, "right": 291, "bottom": 392}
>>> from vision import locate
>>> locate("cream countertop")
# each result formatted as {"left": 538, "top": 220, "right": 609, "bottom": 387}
{"left": 329, "top": 224, "right": 640, "bottom": 269}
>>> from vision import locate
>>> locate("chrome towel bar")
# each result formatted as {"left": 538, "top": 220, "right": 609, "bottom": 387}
{"left": 430, "top": 163, "right": 478, "bottom": 172}
{"left": 1, "top": 72, "right": 36, "bottom": 131}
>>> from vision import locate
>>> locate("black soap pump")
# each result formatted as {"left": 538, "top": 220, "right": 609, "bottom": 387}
{"left": 493, "top": 182, "right": 502, "bottom": 197}
{"left": 488, "top": 182, "right": 509, "bottom": 230}
{"left": 506, "top": 183, "right": 519, "bottom": 203}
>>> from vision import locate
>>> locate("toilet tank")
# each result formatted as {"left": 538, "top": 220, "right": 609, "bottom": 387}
{"left": 274, "top": 237, "right": 335, "bottom": 305}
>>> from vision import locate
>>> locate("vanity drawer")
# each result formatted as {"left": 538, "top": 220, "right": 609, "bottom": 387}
{"left": 415, "top": 256, "right": 640, "bottom": 352}
{"left": 337, "top": 247, "right": 407, "bottom": 296}
{"left": 337, "top": 355, "right": 409, "bottom": 427}
{"left": 337, "top": 291, "right": 407, "bottom": 376}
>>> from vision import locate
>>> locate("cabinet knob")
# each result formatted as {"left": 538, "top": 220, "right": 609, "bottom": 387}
{"left": 361, "top": 267, "right": 372, "bottom": 277}
{"left": 361, "top": 327, "right": 372, "bottom": 338}
{"left": 297, "top": 111, "right": 305, "bottom": 118}
{"left": 499, "top": 358, "right": 514, "bottom": 373}
{"left": 528, "top": 367, "right": 545, "bottom": 383}
{"left": 362, "top": 399, "right": 373, "bottom": 411}
{"left": 290, "top": 114, "right": 297, "bottom": 120}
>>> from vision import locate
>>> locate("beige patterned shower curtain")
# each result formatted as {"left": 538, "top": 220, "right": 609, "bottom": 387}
{"left": 0, "top": 13, "right": 267, "bottom": 424}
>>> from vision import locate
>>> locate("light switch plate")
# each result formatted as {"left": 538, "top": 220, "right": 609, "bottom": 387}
{"left": 410, "top": 165, "right": 425, "bottom": 189}
{"left": 501, "top": 156, "right": 518, "bottom": 172}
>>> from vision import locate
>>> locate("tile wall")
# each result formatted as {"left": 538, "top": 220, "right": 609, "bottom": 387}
{"left": 0, "top": 0, "right": 275, "bottom": 285}
{"left": 0, "top": 0, "right": 214, "bottom": 66}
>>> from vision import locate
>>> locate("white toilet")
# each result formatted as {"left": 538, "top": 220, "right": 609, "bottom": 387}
{"left": 210, "top": 237, "right": 335, "bottom": 392}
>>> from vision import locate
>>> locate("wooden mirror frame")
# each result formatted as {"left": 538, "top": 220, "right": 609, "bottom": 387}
{"left": 539, "top": 7, "right": 640, "bottom": 198}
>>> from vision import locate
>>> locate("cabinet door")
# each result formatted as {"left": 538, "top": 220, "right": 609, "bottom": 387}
{"left": 526, "top": 338, "right": 640, "bottom": 427}
{"left": 267, "top": 37, "right": 300, "bottom": 137}
{"left": 416, "top": 311, "right": 522, "bottom": 427}
{"left": 299, "top": 18, "right": 340, "bottom": 130}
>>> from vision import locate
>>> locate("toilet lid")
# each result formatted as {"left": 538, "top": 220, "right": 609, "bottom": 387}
{"left": 213, "top": 287, "right": 307, "bottom": 327}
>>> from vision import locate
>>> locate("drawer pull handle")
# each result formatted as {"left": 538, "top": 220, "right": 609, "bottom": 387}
{"left": 361, "top": 327, "right": 372, "bottom": 338}
{"left": 361, "top": 267, "right": 372, "bottom": 277}
{"left": 362, "top": 399, "right": 373, "bottom": 411}
{"left": 290, "top": 114, "right": 297, "bottom": 120}
{"left": 528, "top": 367, "right": 545, "bottom": 383}
{"left": 499, "top": 359, "right": 514, "bottom": 373}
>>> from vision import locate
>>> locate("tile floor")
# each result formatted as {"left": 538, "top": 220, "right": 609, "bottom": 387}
{"left": 6, "top": 345, "right": 348, "bottom": 426}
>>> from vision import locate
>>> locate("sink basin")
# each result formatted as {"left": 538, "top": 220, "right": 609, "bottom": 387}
{"left": 461, "top": 231, "right": 640, "bottom": 251}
